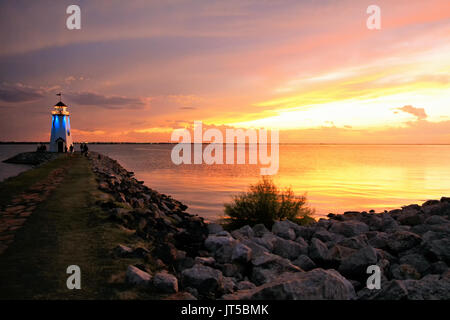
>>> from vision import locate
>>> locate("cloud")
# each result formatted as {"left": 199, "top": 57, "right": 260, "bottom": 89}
{"left": 0, "top": 82, "right": 44, "bottom": 102}
{"left": 179, "top": 106, "right": 198, "bottom": 110}
{"left": 66, "top": 91, "right": 144, "bottom": 109}
{"left": 396, "top": 105, "right": 428, "bottom": 120}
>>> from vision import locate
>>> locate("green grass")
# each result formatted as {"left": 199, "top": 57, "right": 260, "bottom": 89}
{"left": 0, "top": 156, "right": 66, "bottom": 206}
{"left": 0, "top": 154, "right": 158, "bottom": 299}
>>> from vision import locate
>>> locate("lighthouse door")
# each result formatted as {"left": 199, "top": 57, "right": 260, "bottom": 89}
{"left": 58, "top": 141, "right": 64, "bottom": 152}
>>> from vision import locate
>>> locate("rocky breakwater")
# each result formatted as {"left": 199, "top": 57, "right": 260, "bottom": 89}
{"left": 88, "top": 152, "right": 449, "bottom": 300}
{"left": 88, "top": 152, "right": 209, "bottom": 298}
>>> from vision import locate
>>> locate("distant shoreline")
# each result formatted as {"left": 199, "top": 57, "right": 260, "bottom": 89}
{"left": 1, "top": 142, "right": 449, "bottom": 146}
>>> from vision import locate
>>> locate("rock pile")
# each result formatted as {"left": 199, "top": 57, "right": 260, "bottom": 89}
{"left": 88, "top": 152, "right": 450, "bottom": 300}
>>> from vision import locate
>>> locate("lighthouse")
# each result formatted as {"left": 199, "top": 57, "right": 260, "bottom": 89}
{"left": 49, "top": 94, "right": 74, "bottom": 152}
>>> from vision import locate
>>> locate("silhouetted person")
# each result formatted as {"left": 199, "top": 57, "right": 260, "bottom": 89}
{"left": 69, "top": 145, "right": 74, "bottom": 153}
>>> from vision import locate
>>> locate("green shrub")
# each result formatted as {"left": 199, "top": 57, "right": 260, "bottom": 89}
{"left": 222, "top": 177, "right": 314, "bottom": 230}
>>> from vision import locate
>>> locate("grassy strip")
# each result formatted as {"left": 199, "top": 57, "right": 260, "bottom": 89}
{"left": 0, "top": 154, "right": 155, "bottom": 299}
{"left": 0, "top": 156, "right": 67, "bottom": 206}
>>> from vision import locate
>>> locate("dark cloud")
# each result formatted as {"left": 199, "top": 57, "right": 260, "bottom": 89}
{"left": 396, "top": 105, "right": 427, "bottom": 120}
{"left": 66, "top": 91, "right": 144, "bottom": 109}
{"left": 0, "top": 82, "right": 43, "bottom": 102}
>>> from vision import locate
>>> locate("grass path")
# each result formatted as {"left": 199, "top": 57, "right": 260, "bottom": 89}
{"left": 0, "top": 154, "right": 148, "bottom": 299}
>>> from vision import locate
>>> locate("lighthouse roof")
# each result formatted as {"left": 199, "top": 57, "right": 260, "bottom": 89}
{"left": 55, "top": 101, "right": 67, "bottom": 107}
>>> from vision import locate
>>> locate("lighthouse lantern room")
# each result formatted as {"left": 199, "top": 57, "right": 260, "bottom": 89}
{"left": 50, "top": 94, "right": 73, "bottom": 152}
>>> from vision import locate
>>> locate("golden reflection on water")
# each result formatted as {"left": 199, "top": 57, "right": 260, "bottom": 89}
{"left": 88, "top": 144, "right": 450, "bottom": 221}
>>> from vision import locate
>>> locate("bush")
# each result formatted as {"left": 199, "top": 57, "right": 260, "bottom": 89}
{"left": 222, "top": 177, "right": 314, "bottom": 230}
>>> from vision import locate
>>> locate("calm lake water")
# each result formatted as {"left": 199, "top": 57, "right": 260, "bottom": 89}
{"left": 1, "top": 144, "right": 450, "bottom": 221}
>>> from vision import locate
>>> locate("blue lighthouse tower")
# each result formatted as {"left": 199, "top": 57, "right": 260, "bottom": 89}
{"left": 49, "top": 94, "right": 73, "bottom": 152}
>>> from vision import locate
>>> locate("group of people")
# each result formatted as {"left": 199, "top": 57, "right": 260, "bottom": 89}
{"left": 36, "top": 143, "right": 47, "bottom": 152}
{"left": 36, "top": 142, "right": 88, "bottom": 154}
{"left": 80, "top": 142, "right": 89, "bottom": 156}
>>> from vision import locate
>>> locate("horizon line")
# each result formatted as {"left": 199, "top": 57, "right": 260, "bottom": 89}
{"left": 1, "top": 141, "right": 450, "bottom": 146}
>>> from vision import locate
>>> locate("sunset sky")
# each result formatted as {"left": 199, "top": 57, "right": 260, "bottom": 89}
{"left": 0, "top": 0, "right": 449, "bottom": 143}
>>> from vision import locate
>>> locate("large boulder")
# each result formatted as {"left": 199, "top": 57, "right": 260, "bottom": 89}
{"left": 338, "top": 234, "right": 368, "bottom": 250}
{"left": 224, "top": 269, "right": 356, "bottom": 300}
{"left": 181, "top": 264, "right": 224, "bottom": 295}
{"left": 272, "top": 237, "right": 308, "bottom": 260}
{"left": 367, "top": 231, "right": 389, "bottom": 249}
{"left": 126, "top": 265, "right": 152, "bottom": 286}
{"left": 204, "top": 234, "right": 235, "bottom": 252}
{"left": 292, "top": 254, "right": 316, "bottom": 271}
{"left": 389, "top": 264, "right": 421, "bottom": 280}
{"left": 308, "top": 238, "right": 329, "bottom": 265}
{"left": 327, "top": 245, "right": 357, "bottom": 268}
{"left": 253, "top": 232, "right": 278, "bottom": 251}
{"left": 360, "top": 275, "right": 450, "bottom": 300}
{"left": 399, "top": 253, "right": 431, "bottom": 275}
{"left": 338, "top": 246, "right": 378, "bottom": 278}
{"left": 153, "top": 271, "right": 178, "bottom": 293}
{"left": 313, "top": 228, "right": 343, "bottom": 244}
{"left": 329, "top": 220, "right": 369, "bottom": 237}
{"left": 251, "top": 252, "right": 302, "bottom": 285}
{"left": 231, "top": 242, "right": 252, "bottom": 263}
{"left": 386, "top": 231, "right": 422, "bottom": 253}
{"left": 422, "top": 238, "right": 450, "bottom": 264}
{"left": 231, "top": 225, "right": 254, "bottom": 239}
{"left": 272, "top": 220, "right": 297, "bottom": 240}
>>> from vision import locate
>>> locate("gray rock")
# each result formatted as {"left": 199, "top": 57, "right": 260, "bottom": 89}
{"left": 338, "top": 246, "right": 378, "bottom": 277}
{"left": 380, "top": 215, "right": 399, "bottom": 232}
{"left": 272, "top": 237, "right": 308, "bottom": 260}
{"left": 204, "top": 234, "right": 236, "bottom": 252}
{"left": 224, "top": 269, "right": 356, "bottom": 300}
{"left": 403, "top": 275, "right": 450, "bottom": 299}
{"left": 367, "top": 231, "right": 389, "bottom": 249}
{"left": 399, "top": 253, "right": 431, "bottom": 274}
{"left": 272, "top": 220, "right": 296, "bottom": 240}
{"left": 423, "top": 238, "right": 450, "bottom": 263}
{"left": 221, "top": 263, "right": 244, "bottom": 280}
{"left": 231, "top": 243, "right": 252, "bottom": 263}
{"left": 252, "top": 224, "right": 270, "bottom": 237}
{"left": 126, "top": 265, "right": 152, "bottom": 286}
{"left": 294, "top": 225, "right": 315, "bottom": 240}
{"left": 240, "top": 238, "right": 270, "bottom": 258}
{"left": 359, "top": 280, "right": 408, "bottom": 300}
{"left": 251, "top": 252, "right": 302, "bottom": 285}
{"left": 390, "top": 264, "right": 421, "bottom": 280}
{"left": 153, "top": 272, "right": 178, "bottom": 293}
{"left": 231, "top": 225, "right": 254, "bottom": 239}
{"left": 386, "top": 231, "right": 422, "bottom": 253}
{"left": 223, "top": 276, "right": 236, "bottom": 294}
{"left": 430, "top": 261, "right": 448, "bottom": 274}
{"left": 424, "top": 215, "right": 447, "bottom": 225}
{"left": 337, "top": 234, "right": 368, "bottom": 250}
{"left": 237, "top": 280, "right": 256, "bottom": 290}
{"left": 253, "top": 232, "right": 278, "bottom": 251}
{"left": 327, "top": 245, "right": 357, "bottom": 267}
{"left": 181, "top": 264, "right": 224, "bottom": 295}
{"left": 292, "top": 254, "right": 316, "bottom": 271}
{"left": 308, "top": 238, "right": 329, "bottom": 264}
{"left": 313, "top": 228, "right": 343, "bottom": 244}
{"left": 195, "top": 256, "right": 216, "bottom": 266}
{"left": 364, "top": 275, "right": 450, "bottom": 300}
{"left": 329, "top": 220, "right": 369, "bottom": 237}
